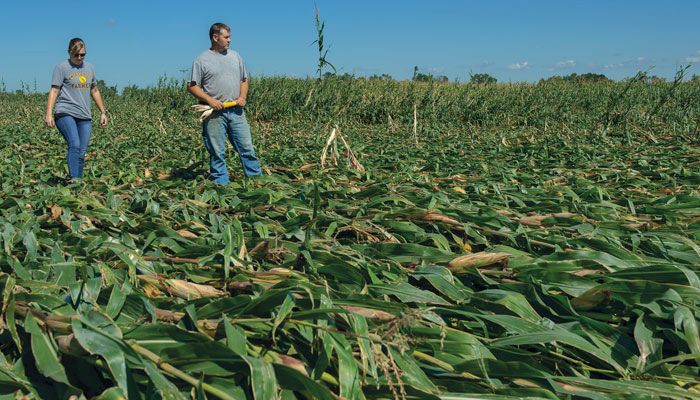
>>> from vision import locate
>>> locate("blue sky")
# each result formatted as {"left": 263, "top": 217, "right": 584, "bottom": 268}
{"left": 1, "top": 0, "right": 699, "bottom": 90}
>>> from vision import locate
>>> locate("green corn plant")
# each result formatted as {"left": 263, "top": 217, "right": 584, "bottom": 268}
{"left": 1, "top": 73, "right": 700, "bottom": 399}
{"left": 312, "top": 5, "right": 336, "bottom": 80}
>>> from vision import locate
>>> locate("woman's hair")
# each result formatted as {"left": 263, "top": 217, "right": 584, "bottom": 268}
{"left": 68, "top": 38, "right": 85, "bottom": 56}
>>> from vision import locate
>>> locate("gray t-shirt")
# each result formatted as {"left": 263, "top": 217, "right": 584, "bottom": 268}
{"left": 190, "top": 49, "right": 248, "bottom": 102}
{"left": 51, "top": 60, "right": 96, "bottom": 120}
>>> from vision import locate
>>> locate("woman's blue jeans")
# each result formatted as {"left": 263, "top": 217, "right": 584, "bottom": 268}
{"left": 202, "top": 107, "right": 261, "bottom": 185}
{"left": 55, "top": 115, "right": 92, "bottom": 179}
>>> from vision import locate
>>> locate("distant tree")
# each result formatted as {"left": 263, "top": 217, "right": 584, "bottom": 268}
{"left": 121, "top": 84, "right": 141, "bottom": 98}
{"left": 96, "top": 79, "right": 118, "bottom": 97}
{"left": 412, "top": 66, "right": 448, "bottom": 83}
{"left": 323, "top": 72, "right": 354, "bottom": 81}
{"left": 541, "top": 73, "right": 610, "bottom": 83}
{"left": 469, "top": 73, "right": 497, "bottom": 84}
{"left": 368, "top": 74, "right": 393, "bottom": 81}
{"left": 569, "top": 73, "right": 610, "bottom": 83}
{"left": 690, "top": 74, "right": 700, "bottom": 82}
{"left": 647, "top": 75, "right": 667, "bottom": 84}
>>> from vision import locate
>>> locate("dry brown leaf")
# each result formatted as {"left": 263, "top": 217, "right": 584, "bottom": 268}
{"left": 142, "top": 283, "right": 163, "bottom": 298}
{"left": 274, "top": 354, "right": 309, "bottom": 376}
{"left": 176, "top": 229, "right": 198, "bottom": 239}
{"left": 514, "top": 215, "right": 548, "bottom": 227}
{"left": 421, "top": 211, "right": 461, "bottom": 226}
{"left": 50, "top": 205, "right": 62, "bottom": 221}
{"left": 570, "top": 269, "right": 602, "bottom": 277}
{"left": 166, "top": 279, "right": 227, "bottom": 299}
{"left": 448, "top": 252, "right": 510, "bottom": 273}
{"left": 341, "top": 305, "right": 396, "bottom": 321}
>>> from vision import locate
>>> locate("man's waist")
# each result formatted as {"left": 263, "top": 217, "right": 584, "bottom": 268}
{"left": 199, "top": 100, "right": 238, "bottom": 106}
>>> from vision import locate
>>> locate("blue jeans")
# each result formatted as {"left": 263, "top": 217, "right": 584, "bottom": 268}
{"left": 202, "top": 107, "right": 261, "bottom": 185}
{"left": 55, "top": 115, "right": 92, "bottom": 179}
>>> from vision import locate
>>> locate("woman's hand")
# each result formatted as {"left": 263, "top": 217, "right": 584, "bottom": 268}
{"left": 100, "top": 112, "right": 108, "bottom": 126}
{"left": 45, "top": 114, "right": 55, "bottom": 128}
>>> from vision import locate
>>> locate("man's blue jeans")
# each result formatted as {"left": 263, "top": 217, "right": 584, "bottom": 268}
{"left": 202, "top": 107, "right": 261, "bottom": 185}
{"left": 55, "top": 115, "right": 92, "bottom": 179}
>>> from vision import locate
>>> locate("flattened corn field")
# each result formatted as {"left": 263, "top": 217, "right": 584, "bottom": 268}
{"left": 1, "top": 78, "right": 700, "bottom": 399}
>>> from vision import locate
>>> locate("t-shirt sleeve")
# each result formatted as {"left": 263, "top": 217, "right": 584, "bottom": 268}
{"left": 90, "top": 66, "right": 97, "bottom": 88}
{"left": 190, "top": 59, "right": 204, "bottom": 85}
{"left": 51, "top": 65, "right": 64, "bottom": 87}
{"left": 239, "top": 55, "right": 248, "bottom": 82}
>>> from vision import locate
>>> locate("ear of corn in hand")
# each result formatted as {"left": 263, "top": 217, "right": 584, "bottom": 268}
{"left": 191, "top": 101, "right": 238, "bottom": 123}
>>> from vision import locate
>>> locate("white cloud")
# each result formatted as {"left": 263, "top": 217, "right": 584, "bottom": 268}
{"left": 105, "top": 18, "right": 117, "bottom": 26}
{"left": 603, "top": 63, "right": 624, "bottom": 70}
{"left": 508, "top": 61, "right": 530, "bottom": 70}
{"left": 685, "top": 51, "right": 700, "bottom": 64}
{"left": 555, "top": 59, "right": 576, "bottom": 69}
{"left": 602, "top": 57, "right": 649, "bottom": 70}
{"left": 426, "top": 67, "right": 445, "bottom": 74}
{"left": 634, "top": 57, "right": 647, "bottom": 67}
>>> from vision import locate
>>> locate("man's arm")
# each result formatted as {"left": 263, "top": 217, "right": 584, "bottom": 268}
{"left": 187, "top": 82, "right": 224, "bottom": 110}
{"left": 236, "top": 79, "right": 248, "bottom": 107}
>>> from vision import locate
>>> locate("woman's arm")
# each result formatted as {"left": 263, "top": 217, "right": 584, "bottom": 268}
{"left": 91, "top": 87, "right": 108, "bottom": 126}
{"left": 44, "top": 86, "right": 60, "bottom": 128}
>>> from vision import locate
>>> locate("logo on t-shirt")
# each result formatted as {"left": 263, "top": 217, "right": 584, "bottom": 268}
{"left": 67, "top": 71, "right": 92, "bottom": 89}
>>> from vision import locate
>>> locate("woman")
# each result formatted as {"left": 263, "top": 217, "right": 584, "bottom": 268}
{"left": 44, "top": 38, "right": 108, "bottom": 181}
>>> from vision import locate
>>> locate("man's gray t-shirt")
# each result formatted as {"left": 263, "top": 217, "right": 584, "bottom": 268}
{"left": 190, "top": 49, "right": 248, "bottom": 102}
{"left": 51, "top": 60, "right": 96, "bottom": 120}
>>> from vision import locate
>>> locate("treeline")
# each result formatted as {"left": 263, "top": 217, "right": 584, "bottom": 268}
{"left": 318, "top": 69, "right": 700, "bottom": 85}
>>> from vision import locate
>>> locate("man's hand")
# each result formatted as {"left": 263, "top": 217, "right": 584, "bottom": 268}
{"left": 100, "top": 113, "right": 108, "bottom": 126}
{"left": 188, "top": 83, "right": 224, "bottom": 110}
{"left": 207, "top": 98, "right": 224, "bottom": 110}
{"left": 235, "top": 97, "right": 247, "bottom": 107}
{"left": 45, "top": 114, "right": 55, "bottom": 128}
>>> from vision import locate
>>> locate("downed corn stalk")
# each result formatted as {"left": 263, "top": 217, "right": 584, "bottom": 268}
{"left": 320, "top": 125, "right": 365, "bottom": 172}
{"left": 191, "top": 101, "right": 238, "bottom": 123}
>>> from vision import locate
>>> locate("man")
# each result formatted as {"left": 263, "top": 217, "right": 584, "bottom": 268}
{"left": 187, "top": 22, "right": 262, "bottom": 185}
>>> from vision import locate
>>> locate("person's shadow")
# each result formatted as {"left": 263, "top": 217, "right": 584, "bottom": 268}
{"left": 169, "top": 161, "right": 207, "bottom": 181}
{"left": 47, "top": 175, "right": 72, "bottom": 186}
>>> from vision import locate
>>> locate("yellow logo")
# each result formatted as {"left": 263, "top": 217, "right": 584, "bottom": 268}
{"left": 79, "top": 75, "right": 87, "bottom": 83}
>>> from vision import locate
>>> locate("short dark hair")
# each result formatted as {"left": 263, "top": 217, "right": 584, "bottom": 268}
{"left": 68, "top": 38, "right": 85, "bottom": 56}
{"left": 209, "top": 23, "right": 230, "bottom": 40}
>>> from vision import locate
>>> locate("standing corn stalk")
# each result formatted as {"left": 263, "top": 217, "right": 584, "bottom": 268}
{"left": 313, "top": 6, "right": 336, "bottom": 80}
